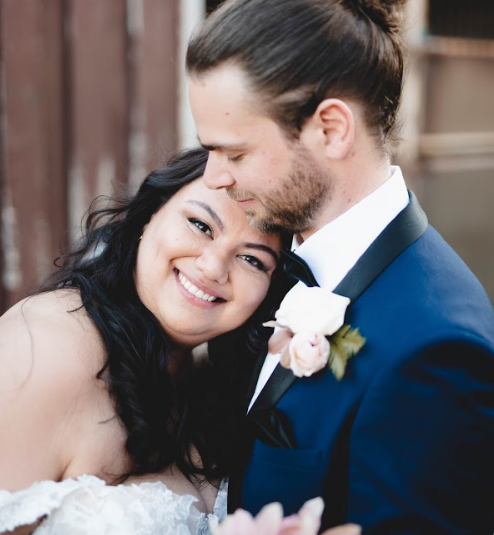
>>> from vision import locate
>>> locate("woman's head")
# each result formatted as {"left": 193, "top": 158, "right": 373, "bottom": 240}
{"left": 135, "top": 176, "right": 281, "bottom": 348}
{"left": 73, "top": 146, "right": 281, "bottom": 346}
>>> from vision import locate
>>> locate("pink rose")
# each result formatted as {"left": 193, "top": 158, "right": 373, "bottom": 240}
{"left": 281, "top": 331, "right": 330, "bottom": 378}
{"left": 267, "top": 327, "right": 294, "bottom": 356}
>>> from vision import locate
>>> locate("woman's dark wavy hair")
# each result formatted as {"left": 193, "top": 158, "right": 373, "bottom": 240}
{"left": 41, "top": 147, "right": 291, "bottom": 484}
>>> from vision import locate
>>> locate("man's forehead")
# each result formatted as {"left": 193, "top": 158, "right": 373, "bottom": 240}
{"left": 189, "top": 62, "right": 249, "bottom": 88}
{"left": 189, "top": 63, "right": 264, "bottom": 114}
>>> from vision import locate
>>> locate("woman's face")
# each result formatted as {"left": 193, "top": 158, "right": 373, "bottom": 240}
{"left": 135, "top": 178, "right": 282, "bottom": 348}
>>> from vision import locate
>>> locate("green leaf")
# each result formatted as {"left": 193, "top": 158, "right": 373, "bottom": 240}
{"left": 327, "top": 325, "right": 366, "bottom": 380}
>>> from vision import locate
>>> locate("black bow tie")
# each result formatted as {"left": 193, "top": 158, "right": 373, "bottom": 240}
{"left": 281, "top": 249, "right": 319, "bottom": 287}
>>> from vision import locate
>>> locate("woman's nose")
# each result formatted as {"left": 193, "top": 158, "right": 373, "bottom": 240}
{"left": 203, "top": 152, "right": 235, "bottom": 190}
{"left": 195, "top": 248, "right": 229, "bottom": 285}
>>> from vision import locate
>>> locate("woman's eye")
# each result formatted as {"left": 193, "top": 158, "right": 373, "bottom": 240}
{"left": 239, "top": 254, "right": 267, "bottom": 272}
{"left": 228, "top": 154, "right": 244, "bottom": 163}
{"left": 188, "top": 218, "right": 212, "bottom": 237}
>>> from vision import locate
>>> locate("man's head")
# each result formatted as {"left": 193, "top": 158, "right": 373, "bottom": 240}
{"left": 187, "top": 0, "right": 407, "bottom": 233}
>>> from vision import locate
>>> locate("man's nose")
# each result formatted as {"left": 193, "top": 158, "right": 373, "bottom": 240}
{"left": 203, "top": 152, "right": 235, "bottom": 190}
{"left": 195, "top": 247, "right": 229, "bottom": 285}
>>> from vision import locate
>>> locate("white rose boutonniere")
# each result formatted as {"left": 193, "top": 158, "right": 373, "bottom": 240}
{"left": 265, "top": 285, "right": 366, "bottom": 380}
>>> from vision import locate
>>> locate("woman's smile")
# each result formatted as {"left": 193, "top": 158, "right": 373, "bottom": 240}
{"left": 175, "top": 269, "right": 225, "bottom": 308}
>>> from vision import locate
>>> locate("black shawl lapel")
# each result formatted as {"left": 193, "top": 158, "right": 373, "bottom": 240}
{"left": 333, "top": 191, "right": 428, "bottom": 300}
{"left": 249, "top": 362, "right": 298, "bottom": 411}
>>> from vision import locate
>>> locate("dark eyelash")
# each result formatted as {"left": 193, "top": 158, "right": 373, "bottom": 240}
{"left": 240, "top": 254, "right": 268, "bottom": 272}
{"left": 188, "top": 218, "right": 212, "bottom": 235}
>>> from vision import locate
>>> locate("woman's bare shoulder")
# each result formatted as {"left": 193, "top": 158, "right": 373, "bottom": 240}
{"left": 2, "top": 288, "right": 91, "bottom": 328}
{"left": 0, "top": 289, "right": 104, "bottom": 376}
{"left": 0, "top": 290, "right": 110, "bottom": 489}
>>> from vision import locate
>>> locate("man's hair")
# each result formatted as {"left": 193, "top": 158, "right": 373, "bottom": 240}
{"left": 187, "top": 0, "right": 408, "bottom": 148}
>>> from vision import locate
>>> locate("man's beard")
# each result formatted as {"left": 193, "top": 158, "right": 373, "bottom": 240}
{"left": 230, "top": 144, "right": 331, "bottom": 234}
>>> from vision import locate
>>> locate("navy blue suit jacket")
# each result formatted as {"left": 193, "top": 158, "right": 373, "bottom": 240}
{"left": 234, "top": 199, "right": 494, "bottom": 534}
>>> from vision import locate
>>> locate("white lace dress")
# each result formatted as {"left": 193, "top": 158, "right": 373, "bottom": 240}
{"left": 0, "top": 475, "right": 228, "bottom": 535}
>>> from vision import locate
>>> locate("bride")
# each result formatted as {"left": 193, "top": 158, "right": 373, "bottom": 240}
{"left": 0, "top": 148, "right": 287, "bottom": 535}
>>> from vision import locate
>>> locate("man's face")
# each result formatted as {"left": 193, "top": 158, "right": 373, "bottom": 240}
{"left": 188, "top": 64, "right": 331, "bottom": 233}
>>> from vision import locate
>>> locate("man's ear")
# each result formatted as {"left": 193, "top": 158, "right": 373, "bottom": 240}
{"left": 304, "top": 98, "right": 355, "bottom": 160}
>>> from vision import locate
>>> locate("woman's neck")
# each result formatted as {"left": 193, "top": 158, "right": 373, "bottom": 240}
{"left": 167, "top": 346, "right": 194, "bottom": 375}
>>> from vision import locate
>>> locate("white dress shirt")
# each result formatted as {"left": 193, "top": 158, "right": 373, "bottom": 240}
{"left": 248, "top": 166, "right": 409, "bottom": 411}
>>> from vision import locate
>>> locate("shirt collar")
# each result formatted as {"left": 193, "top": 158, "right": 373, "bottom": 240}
{"left": 293, "top": 166, "right": 409, "bottom": 290}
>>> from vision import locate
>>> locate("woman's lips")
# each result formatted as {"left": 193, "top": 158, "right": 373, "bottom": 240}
{"left": 174, "top": 269, "right": 225, "bottom": 308}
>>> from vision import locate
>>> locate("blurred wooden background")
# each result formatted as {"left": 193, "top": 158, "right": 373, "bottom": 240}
{"left": 0, "top": 0, "right": 493, "bottom": 313}
{"left": 0, "top": 0, "right": 180, "bottom": 309}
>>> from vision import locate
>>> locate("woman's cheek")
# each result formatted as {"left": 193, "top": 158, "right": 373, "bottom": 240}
{"left": 249, "top": 281, "right": 271, "bottom": 310}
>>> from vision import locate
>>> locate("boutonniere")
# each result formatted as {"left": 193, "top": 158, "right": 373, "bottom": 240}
{"left": 264, "top": 285, "right": 366, "bottom": 380}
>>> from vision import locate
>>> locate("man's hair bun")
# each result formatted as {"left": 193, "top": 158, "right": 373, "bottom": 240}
{"left": 349, "top": 0, "right": 407, "bottom": 34}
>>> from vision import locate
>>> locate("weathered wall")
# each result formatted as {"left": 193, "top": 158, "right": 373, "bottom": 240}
{"left": 0, "top": 0, "right": 179, "bottom": 310}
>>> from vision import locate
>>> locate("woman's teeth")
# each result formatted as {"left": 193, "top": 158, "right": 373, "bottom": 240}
{"left": 178, "top": 272, "right": 218, "bottom": 302}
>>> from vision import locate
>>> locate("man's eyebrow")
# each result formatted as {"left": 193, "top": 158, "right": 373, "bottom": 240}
{"left": 200, "top": 142, "right": 219, "bottom": 152}
{"left": 186, "top": 200, "right": 224, "bottom": 231}
{"left": 244, "top": 243, "right": 279, "bottom": 264}
{"left": 197, "top": 137, "right": 247, "bottom": 152}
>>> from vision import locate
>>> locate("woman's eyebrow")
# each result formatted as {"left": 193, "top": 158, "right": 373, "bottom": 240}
{"left": 186, "top": 200, "right": 224, "bottom": 231}
{"left": 244, "top": 243, "right": 279, "bottom": 263}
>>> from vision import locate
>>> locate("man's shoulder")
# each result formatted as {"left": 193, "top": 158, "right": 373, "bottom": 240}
{"left": 351, "top": 226, "right": 494, "bottom": 348}
{"left": 376, "top": 225, "right": 490, "bottom": 302}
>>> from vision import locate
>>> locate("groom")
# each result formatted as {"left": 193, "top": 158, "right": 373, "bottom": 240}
{"left": 186, "top": 0, "right": 494, "bottom": 532}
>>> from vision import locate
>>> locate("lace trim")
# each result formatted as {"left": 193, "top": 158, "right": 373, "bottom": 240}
{"left": 0, "top": 476, "right": 105, "bottom": 531}
{"left": 197, "top": 478, "right": 228, "bottom": 535}
{"left": 0, "top": 475, "right": 228, "bottom": 535}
